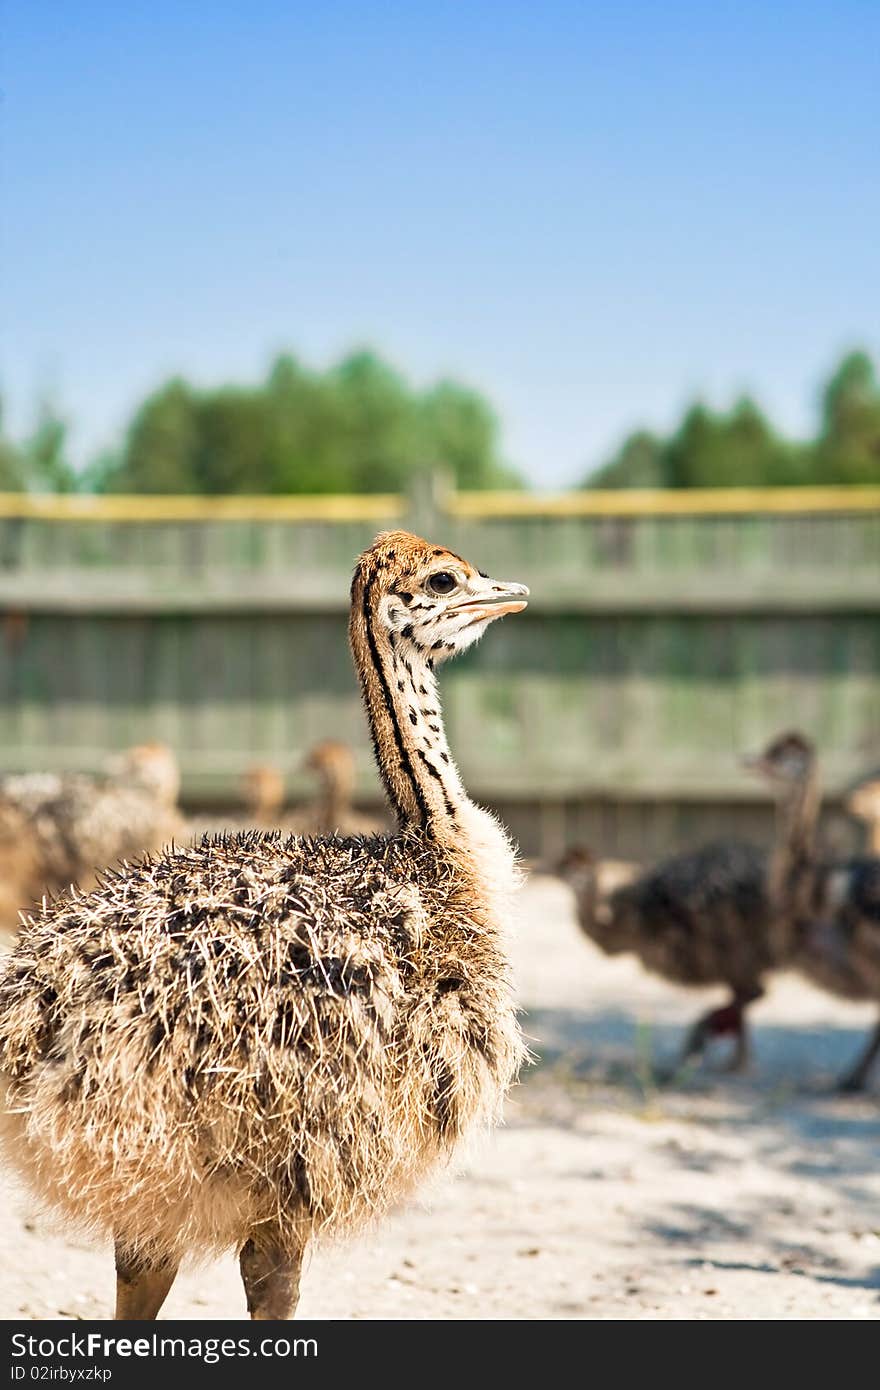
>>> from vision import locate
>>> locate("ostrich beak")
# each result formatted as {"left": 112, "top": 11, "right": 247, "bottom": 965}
{"left": 454, "top": 579, "right": 529, "bottom": 626}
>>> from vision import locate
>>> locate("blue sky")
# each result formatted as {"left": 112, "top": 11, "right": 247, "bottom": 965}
{"left": 2, "top": 1, "right": 878, "bottom": 486}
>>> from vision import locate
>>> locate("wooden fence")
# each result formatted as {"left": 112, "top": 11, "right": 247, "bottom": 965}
{"left": 2, "top": 477, "right": 879, "bottom": 859}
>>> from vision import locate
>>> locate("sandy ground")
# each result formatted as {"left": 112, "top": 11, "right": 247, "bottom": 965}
{"left": 1, "top": 872, "right": 879, "bottom": 1321}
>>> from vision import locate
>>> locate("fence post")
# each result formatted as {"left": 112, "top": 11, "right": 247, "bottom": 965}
{"left": 406, "top": 467, "right": 455, "bottom": 538}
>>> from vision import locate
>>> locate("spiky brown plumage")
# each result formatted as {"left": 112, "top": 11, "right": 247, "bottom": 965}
{"left": 0, "top": 830, "right": 519, "bottom": 1260}
{"left": 0, "top": 531, "right": 529, "bottom": 1318}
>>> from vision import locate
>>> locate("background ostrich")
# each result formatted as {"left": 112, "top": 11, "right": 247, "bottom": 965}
{"left": 293, "top": 740, "right": 386, "bottom": 837}
{"left": 556, "top": 732, "right": 818, "bottom": 1073}
{"left": 0, "top": 531, "right": 528, "bottom": 1320}
{"left": 191, "top": 745, "right": 387, "bottom": 839}
{"left": 240, "top": 764, "right": 287, "bottom": 828}
{"left": 0, "top": 744, "right": 185, "bottom": 939}
{"left": 184, "top": 764, "right": 287, "bottom": 841}
{"left": 769, "top": 762, "right": 880, "bottom": 1093}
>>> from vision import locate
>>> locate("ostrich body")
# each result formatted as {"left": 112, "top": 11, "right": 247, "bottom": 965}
{"left": 0, "top": 745, "right": 185, "bottom": 938}
{"left": 557, "top": 733, "right": 817, "bottom": 1072}
{"left": 0, "top": 532, "right": 528, "bottom": 1319}
{"left": 559, "top": 840, "right": 771, "bottom": 1070}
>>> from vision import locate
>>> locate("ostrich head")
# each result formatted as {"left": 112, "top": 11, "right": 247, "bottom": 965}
{"left": 242, "top": 764, "right": 286, "bottom": 818}
{"left": 743, "top": 730, "right": 816, "bottom": 787}
{"left": 555, "top": 845, "right": 597, "bottom": 899}
{"left": 304, "top": 740, "right": 355, "bottom": 781}
{"left": 351, "top": 531, "right": 529, "bottom": 664}
{"left": 111, "top": 743, "right": 181, "bottom": 806}
{"left": 555, "top": 846, "right": 633, "bottom": 953}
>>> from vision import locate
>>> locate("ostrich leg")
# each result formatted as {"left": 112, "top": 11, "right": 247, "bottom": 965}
{"left": 679, "top": 986, "right": 764, "bottom": 1073}
{"left": 114, "top": 1240, "right": 179, "bottom": 1319}
{"left": 240, "top": 1234, "right": 304, "bottom": 1320}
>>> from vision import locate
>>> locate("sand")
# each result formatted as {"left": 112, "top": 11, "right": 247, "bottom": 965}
{"left": 1, "top": 872, "right": 878, "bottom": 1320}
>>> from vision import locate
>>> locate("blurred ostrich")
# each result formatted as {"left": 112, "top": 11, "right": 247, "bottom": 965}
{"left": 203, "top": 747, "right": 384, "bottom": 839}
{"left": 557, "top": 732, "right": 817, "bottom": 1073}
{"left": 294, "top": 739, "right": 385, "bottom": 836}
{"left": 0, "top": 743, "right": 184, "bottom": 938}
{"left": 241, "top": 764, "right": 286, "bottom": 828}
{"left": 771, "top": 764, "right": 880, "bottom": 1092}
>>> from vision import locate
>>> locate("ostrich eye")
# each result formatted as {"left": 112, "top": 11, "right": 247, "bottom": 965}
{"left": 427, "top": 571, "right": 457, "bottom": 596}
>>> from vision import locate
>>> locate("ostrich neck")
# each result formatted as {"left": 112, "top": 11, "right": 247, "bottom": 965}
{"left": 349, "top": 576, "right": 517, "bottom": 905}
{"left": 350, "top": 590, "right": 467, "bottom": 839}
{"left": 768, "top": 766, "right": 820, "bottom": 910}
{"left": 315, "top": 769, "right": 351, "bottom": 832}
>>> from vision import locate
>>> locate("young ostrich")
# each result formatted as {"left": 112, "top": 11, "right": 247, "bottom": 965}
{"left": 771, "top": 766, "right": 880, "bottom": 1092}
{"left": 0, "top": 744, "right": 185, "bottom": 938}
{"left": 241, "top": 764, "right": 287, "bottom": 828}
{"left": 183, "top": 766, "right": 287, "bottom": 842}
{"left": 557, "top": 732, "right": 818, "bottom": 1073}
{"left": 196, "top": 748, "right": 385, "bottom": 839}
{"left": 294, "top": 740, "right": 386, "bottom": 837}
{"left": 0, "top": 532, "right": 528, "bottom": 1320}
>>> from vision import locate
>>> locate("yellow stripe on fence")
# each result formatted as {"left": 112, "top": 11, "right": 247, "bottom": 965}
{"left": 447, "top": 486, "right": 880, "bottom": 517}
{"left": 0, "top": 493, "right": 407, "bottom": 522}
{"left": 0, "top": 485, "right": 878, "bottom": 522}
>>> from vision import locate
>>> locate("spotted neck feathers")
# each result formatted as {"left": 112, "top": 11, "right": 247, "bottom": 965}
{"left": 349, "top": 566, "right": 467, "bottom": 840}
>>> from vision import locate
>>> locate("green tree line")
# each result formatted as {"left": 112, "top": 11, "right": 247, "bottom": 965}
{"left": 2, "top": 348, "right": 879, "bottom": 494}
{"left": 0, "top": 351, "right": 520, "bottom": 496}
{"left": 588, "top": 351, "right": 880, "bottom": 488}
